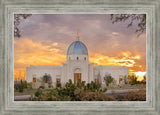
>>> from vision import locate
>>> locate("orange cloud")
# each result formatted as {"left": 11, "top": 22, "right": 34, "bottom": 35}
{"left": 14, "top": 38, "right": 66, "bottom": 80}
{"left": 89, "top": 52, "right": 141, "bottom": 68}
{"left": 14, "top": 38, "right": 145, "bottom": 81}
{"left": 14, "top": 68, "right": 26, "bottom": 81}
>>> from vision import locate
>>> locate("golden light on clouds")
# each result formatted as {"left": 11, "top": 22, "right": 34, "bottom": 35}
{"left": 14, "top": 14, "right": 146, "bottom": 82}
{"left": 14, "top": 38, "right": 145, "bottom": 81}
{"left": 14, "top": 68, "right": 26, "bottom": 81}
{"left": 89, "top": 51, "right": 141, "bottom": 68}
{"left": 112, "top": 32, "right": 119, "bottom": 36}
{"left": 14, "top": 38, "right": 66, "bottom": 80}
{"left": 14, "top": 38, "right": 66, "bottom": 65}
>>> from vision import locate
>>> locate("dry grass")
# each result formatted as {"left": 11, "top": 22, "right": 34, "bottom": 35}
{"left": 107, "top": 84, "right": 146, "bottom": 90}
{"left": 115, "top": 88, "right": 146, "bottom": 101}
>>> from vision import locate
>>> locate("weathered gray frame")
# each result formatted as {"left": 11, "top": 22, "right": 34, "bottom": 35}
{"left": 0, "top": 0, "right": 160, "bottom": 115}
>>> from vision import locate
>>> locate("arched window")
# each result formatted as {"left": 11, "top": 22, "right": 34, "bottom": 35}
{"left": 77, "top": 57, "right": 79, "bottom": 60}
{"left": 84, "top": 57, "right": 86, "bottom": 60}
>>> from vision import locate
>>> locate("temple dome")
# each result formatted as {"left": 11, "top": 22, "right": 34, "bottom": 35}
{"left": 67, "top": 40, "right": 88, "bottom": 56}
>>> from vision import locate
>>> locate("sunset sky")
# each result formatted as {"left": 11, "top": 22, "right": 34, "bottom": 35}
{"left": 14, "top": 14, "right": 146, "bottom": 81}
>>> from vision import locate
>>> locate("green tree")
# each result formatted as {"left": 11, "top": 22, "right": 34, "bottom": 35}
{"left": 142, "top": 75, "right": 146, "bottom": 84}
{"left": 128, "top": 74, "right": 138, "bottom": 85}
{"left": 27, "top": 82, "right": 33, "bottom": 89}
{"left": 103, "top": 74, "right": 113, "bottom": 86}
{"left": 43, "top": 73, "right": 52, "bottom": 84}
{"left": 110, "top": 14, "right": 146, "bottom": 36}
{"left": 22, "top": 80, "right": 27, "bottom": 88}
{"left": 97, "top": 72, "right": 102, "bottom": 87}
{"left": 14, "top": 14, "right": 32, "bottom": 37}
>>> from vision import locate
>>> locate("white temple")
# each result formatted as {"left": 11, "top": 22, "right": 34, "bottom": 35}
{"left": 26, "top": 30, "right": 129, "bottom": 87}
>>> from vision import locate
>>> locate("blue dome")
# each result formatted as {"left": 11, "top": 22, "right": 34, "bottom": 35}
{"left": 67, "top": 41, "right": 88, "bottom": 55}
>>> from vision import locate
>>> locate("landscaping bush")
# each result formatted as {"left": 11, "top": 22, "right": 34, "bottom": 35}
{"left": 35, "top": 88, "right": 43, "bottom": 97}
{"left": 43, "top": 73, "right": 52, "bottom": 84}
{"left": 19, "top": 85, "right": 23, "bottom": 92}
{"left": 33, "top": 79, "right": 109, "bottom": 101}
{"left": 128, "top": 74, "right": 138, "bottom": 85}
{"left": 14, "top": 84, "right": 19, "bottom": 90}
{"left": 56, "top": 82, "right": 61, "bottom": 87}
{"left": 14, "top": 83, "right": 24, "bottom": 92}
{"left": 27, "top": 82, "right": 33, "bottom": 89}
{"left": 74, "top": 88, "right": 114, "bottom": 101}
{"left": 32, "top": 79, "right": 146, "bottom": 101}
{"left": 102, "top": 88, "right": 107, "bottom": 92}
{"left": 84, "top": 81, "right": 101, "bottom": 92}
{"left": 29, "top": 95, "right": 38, "bottom": 101}
{"left": 39, "top": 86, "right": 44, "bottom": 89}
{"left": 104, "top": 74, "right": 114, "bottom": 86}
{"left": 22, "top": 81, "right": 27, "bottom": 88}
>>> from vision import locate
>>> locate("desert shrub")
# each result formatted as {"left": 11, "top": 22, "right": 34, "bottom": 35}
{"left": 116, "top": 89, "right": 146, "bottom": 101}
{"left": 16, "top": 80, "right": 24, "bottom": 92}
{"left": 73, "top": 88, "right": 86, "bottom": 101}
{"left": 27, "top": 82, "right": 32, "bottom": 89}
{"left": 29, "top": 95, "right": 38, "bottom": 101}
{"left": 36, "top": 77, "right": 43, "bottom": 82}
{"left": 33, "top": 79, "right": 110, "bottom": 101}
{"left": 47, "top": 95, "right": 57, "bottom": 101}
{"left": 39, "top": 86, "right": 44, "bottom": 89}
{"left": 14, "top": 83, "right": 24, "bottom": 92}
{"left": 35, "top": 88, "right": 43, "bottom": 97}
{"left": 97, "top": 72, "right": 102, "bottom": 87}
{"left": 142, "top": 75, "right": 146, "bottom": 84}
{"left": 105, "top": 95, "right": 116, "bottom": 101}
{"left": 38, "top": 94, "right": 49, "bottom": 101}
{"left": 56, "top": 82, "right": 61, "bottom": 87}
{"left": 102, "top": 88, "right": 107, "bottom": 92}
{"left": 128, "top": 74, "right": 138, "bottom": 85}
{"left": 63, "top": 96, "right": 71, "bottom": 101}
{"left": 124, "top": 89, "right": 146, "bottom": 101}
{"left": 81, "top": 81, "right": 86, "bottom": 87}
{"left": 104, "top": 74, "right": 114, "bottom": 86}
{"left": 18, "top": 84, "right": 23, "bottom": 92}
{"left": 48, "top": 84, "right": 53, "bottom": 88}
{"left": 115, "top": 94, "right": 125, "bottom": 101}
{"left": 80, "top": 91, "right": 116, "bottom": 101}
{"left": 84, "top": 81, "right": 101, "bottom": 92}
{"left": 14, "top": 84, "right": 19, "bottom": 90}
{"left": 43, "top": 73, "right": 52, "bottom": 84}
{"left": 22, "top": 81, "right": 27, "bottom": 88}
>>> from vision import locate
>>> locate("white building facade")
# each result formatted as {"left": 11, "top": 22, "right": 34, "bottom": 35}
{"left": 26, "top": 32, "right": 129, "bottom": 87}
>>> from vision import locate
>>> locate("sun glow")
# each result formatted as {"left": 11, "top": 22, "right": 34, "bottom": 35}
{"left": 134, "top": 71, "right": 146, "bottom": 81}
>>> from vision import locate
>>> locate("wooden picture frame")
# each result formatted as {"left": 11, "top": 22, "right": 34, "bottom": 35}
{"left": 0, "top": 0, "right": 160, "bottom": 115}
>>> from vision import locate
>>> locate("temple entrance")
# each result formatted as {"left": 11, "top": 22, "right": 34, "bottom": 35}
{"left": 74, "top": 73, "right": 81, "bottom": 84}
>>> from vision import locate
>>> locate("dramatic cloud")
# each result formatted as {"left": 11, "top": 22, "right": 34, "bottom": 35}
{"left": 14, "top": 14, "right": 146, "bottom": 80}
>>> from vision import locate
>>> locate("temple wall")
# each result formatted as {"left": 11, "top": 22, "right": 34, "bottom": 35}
{"left": 26, "top": 65, "right": 61, "bottom": 87}
{"left": 26, "top": 64, "right": 129, "bottom": 87}
{"left": 94, "top": 66, "right": 129, "bottom": 84}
